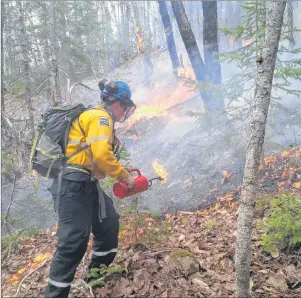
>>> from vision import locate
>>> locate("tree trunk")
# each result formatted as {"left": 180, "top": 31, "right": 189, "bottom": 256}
{"left": 158, "top": 1, "right": 180, "bottom": 74}
{"left": 235, "top": 1, "right": 287, "bottom": 297}
{"left": 171, "top": 1, "right": 206, "bottom": 81}
{"left": 202, "top": 1, "right": 221, "bottom": 84}
{"left": 1, "top": 0, "right": 6, "bottom": 112}
{"left": 171, "top": 1, "right": 217, "bottom": 112}
{"left": 49, "top": 0, "right": 61, "bottom": 106}
{"left": 202, "top": 1, "right": 226, "bottom": 113}
{"left": 286, "top": 0, "right": 295, "bottom": 48}
{"left": 17, "top": 1, "right": 35, "bottom": 139}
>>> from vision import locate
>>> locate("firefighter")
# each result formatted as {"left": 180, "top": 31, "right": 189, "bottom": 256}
{"left": 45, "top": 80, "right": 136, "bottom": 298}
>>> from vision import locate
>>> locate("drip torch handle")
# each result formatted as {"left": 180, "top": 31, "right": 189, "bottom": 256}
{"left": 129, "top": 168, "right": 141, "bottom": 177}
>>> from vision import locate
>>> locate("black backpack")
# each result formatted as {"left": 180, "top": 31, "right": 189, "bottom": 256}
{"left": 29, "top": 104, "right": 88, "bottom": 179}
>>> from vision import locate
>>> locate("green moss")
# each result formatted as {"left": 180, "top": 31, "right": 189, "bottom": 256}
{"left": 140, "top": 221, "right": 173, "bottom": 245}
{"left": 1, "top": 227, "right": 40, "bottom": 250}
{"left": 170, "top": 250, "right": 194, "bottom": 259}
{"left": 181, "top": 217, "right": 190, "bottom": 226}
{"left": 202, "top": 218, "right": 217, "bottom": 236}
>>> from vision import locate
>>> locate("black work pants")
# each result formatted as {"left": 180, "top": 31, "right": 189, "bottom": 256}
{"left": 45, "top": 179, "right": 119, "bottom": 298}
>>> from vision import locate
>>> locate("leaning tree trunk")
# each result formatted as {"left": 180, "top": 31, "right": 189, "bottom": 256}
{"left": 18, "top": 1, "right": 35, "bottom": 138}
{"left": 235, "top": 1, "right": 287, "bottom": 297}
{"left": 49, "top": 0, "right": 61, "bottom": 106}
{"left": 170, "top": 1, "right": 214, "bottom": 111}
{"left": 170, "top": 1, "right": 205, "bottom": 82}
{"left": 158, "top": 1, "right": 180, "bottom": 76}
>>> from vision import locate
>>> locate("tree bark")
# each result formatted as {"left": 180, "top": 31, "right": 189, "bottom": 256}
{"left": 235, "top": 1, "right": 287, "bottom": 297}
{"left": 1, "top": 0, "right": 6, "bottom": 112}
{"left": 286, "top": 0, "right": 295, "bottom": 48}
{"left": 202, "top": 1, "right": 226, "bottom": 113}
{"left": 17, "top": 1, "right": 35, "bottom": 139}
{"left": 202, "top": 1, "right": 221, "bottom": 85}
{"left": 158, "top": 1, "right": 180, "bottom": 74}
{"left": 49, "top": 0, "right": 61, "bottom": 106}
{"left": 170, "top": 1, "right": 206, "bottom": 82}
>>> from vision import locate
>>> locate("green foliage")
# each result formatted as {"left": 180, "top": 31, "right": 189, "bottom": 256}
{"left": 170, "top": 249, "right": 194, "bottom": 259}
{"left": 202, "top": 218, "right": 217, "bottom": 236}
{"left": 139, "top": 220, "right": 172, "bottom": 245}
{"left": 220, "top": 1, "right": 301, "bottom": 125}
{"left": 258, "top": 194, "right": 301, "bottom": 253}
{"left": 10, "top": 81, "right": 26, "bottom": 97}
{"left": 1, "top": 227, "right": 40, "bottom": 250}
{"left": 1, "top": 152, "right": 14, "bottom": 179}
{"left": 86, "top": 265, "right": 125, "bottom": 287}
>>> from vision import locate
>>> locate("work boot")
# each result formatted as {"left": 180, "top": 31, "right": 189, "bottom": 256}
{"left": 83, "top": 264, "right": 107, "bottom": 286}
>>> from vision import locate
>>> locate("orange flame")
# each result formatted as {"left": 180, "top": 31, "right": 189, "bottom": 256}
{"left": 292, "top": 181, "right": 301, "bottom": 189}
{"left": 123, "top": 81, "right": 195, "bottom": 129}
{"left": 177, "top": 66, "right": 195, "bottom": 80}
{"left": 152, "top": 159, "right": 168, "bottom": 183}
{"left": 136, "top": 26, "right": 144, "bottom": 54}
{"left": 221, "top": 170, "right": 231, "bottom": 179}
{"left": 9, "top": 252, "right": 52, "bottom": 286}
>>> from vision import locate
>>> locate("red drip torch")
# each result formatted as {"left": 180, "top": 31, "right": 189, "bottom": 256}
{"left": 113, "top": 168, "right": 163, "bottom": 199}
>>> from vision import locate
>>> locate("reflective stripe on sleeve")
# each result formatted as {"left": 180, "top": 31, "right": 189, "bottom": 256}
{"left": 92, "top": 248, "right": 117, "bottom": 256}
{"left": 48, "top": 278, "right": 71, "bottom": 288}
{"left": 67, "top": 139, "right": 86, "bottom": 147}
{"left": 87, "top": 136, "right": 111, "bottom": 145}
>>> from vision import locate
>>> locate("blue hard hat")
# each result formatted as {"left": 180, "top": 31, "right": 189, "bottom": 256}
{"left": 99, "top": 79, "right": 136, "bottom": 123}
{"left": 102, "top": 80, "right": 132, "bottom": 103}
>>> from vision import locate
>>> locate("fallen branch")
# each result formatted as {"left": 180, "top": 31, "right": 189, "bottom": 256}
{"left": 165, "top": 93, "right": 199, "bottom": 112}
{"left": 178, "top": 211, "right": 195, "bottom": 215}
{"left": 13, "top": 259, "right": 50, "bottom": 298}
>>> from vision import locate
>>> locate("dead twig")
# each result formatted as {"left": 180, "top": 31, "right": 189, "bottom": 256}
{"left": 149, "top": 248, "right": 173, "bottom": 256}
{"left": 81, "top": 280, "right": 94, "bottom": 298}
{"left": 13, "top": 259, "right": 50, "bottom": 298}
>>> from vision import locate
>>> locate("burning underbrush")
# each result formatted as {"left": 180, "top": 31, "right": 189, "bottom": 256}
{"left": 2, "top": 145, "right": 300, "bottom": 297}
{"left": 2, "top": 187, "right": 300, "bottom": 297}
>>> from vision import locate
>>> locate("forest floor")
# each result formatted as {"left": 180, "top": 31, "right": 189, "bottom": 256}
{"left": 1, "top": 188, "right": 301, "bottom": 297}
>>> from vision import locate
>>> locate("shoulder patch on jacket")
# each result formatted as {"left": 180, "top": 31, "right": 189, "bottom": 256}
{"left": 99, "top": 117, "right": 110, "bottom": 127}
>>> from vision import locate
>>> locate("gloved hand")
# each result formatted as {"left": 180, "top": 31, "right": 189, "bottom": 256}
{"left": 122, "top": 174, "right": 135, "bottom": 191}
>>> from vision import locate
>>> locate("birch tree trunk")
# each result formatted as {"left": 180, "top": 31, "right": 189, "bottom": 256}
{"left": 235, "top": 1, "right": 287, "bottom": 297}
{"left": 49, "top": 0, "right": 61, "bottom": 106}
{"left": 17, "top": 1, "right": 35, "bottom": 138}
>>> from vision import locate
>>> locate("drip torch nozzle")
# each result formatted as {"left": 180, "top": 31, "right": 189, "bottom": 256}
{"left": 148, "top": 176, "right": 164, "bottom": 187}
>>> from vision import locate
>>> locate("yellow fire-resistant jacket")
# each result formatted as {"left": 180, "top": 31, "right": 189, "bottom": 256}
{"left": 65, "top": 105, "right": 129, "bottom": 181}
